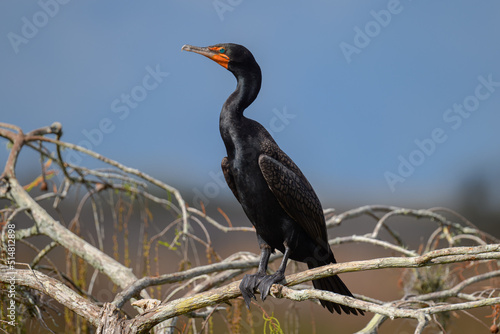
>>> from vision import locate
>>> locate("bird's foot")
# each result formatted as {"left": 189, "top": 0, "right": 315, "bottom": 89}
{"left": 239, "top": 273, "right": 266, "bottom": 309}
{"left": 257, "top": 271, "right": 285, "bottom": 301}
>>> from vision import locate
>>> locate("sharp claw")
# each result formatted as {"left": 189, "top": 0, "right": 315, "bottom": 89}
{"left": 259, "top": 280, "right": 272, "bottom": 301}
{"left": 261, "top": 288, "right": 269, "bottom": 301}
{"left": 242, "top": 293, "right": 252, "bottom": 309}
{"left": 241, "top": 285, "right": 257, "bottom": 308}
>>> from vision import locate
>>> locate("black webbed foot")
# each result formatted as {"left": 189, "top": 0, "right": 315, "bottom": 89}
{"left": 257, "top": 271, "right": 286, "bottom": 301}
{"left": 239, "top": 273, "right": 266, "bottom": 308}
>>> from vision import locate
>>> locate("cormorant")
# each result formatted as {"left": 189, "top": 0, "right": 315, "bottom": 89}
{"left": 182, "top": 43, "right": 362, "bottom": 315}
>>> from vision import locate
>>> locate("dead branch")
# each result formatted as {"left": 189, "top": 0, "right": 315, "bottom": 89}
{"left": 0, "top": 264, "right": 101, "bottom": 327}
{"left": 1, "top": 175, "right": 146, "bottom": 295}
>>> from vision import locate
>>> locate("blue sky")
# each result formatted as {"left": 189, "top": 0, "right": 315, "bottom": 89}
{"left": 1, "top": 0, "right": 499, "bottom": 210}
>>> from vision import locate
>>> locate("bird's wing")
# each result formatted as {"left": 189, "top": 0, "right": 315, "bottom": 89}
{"left": 222, "top": 157, "right": 240, "bottom": 202}
{"left": 258, "top": 152, "right": 328, "bottom": 246}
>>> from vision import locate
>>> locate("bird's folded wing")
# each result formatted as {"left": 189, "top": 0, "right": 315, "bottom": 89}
{"left": 222, "top": 157, "right": 240, "bottom": 202}
{"left": 258, "top": 154, "right": 328, "bottom": 245}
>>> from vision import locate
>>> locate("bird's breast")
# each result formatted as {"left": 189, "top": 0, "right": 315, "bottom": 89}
{"left": 228, "top": 154, "right": 288, "bottom": 248}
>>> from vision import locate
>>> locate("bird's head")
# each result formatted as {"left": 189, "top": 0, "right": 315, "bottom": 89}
{"left": 181, "top": 43, "right": 259, "bottom": 75}
{"left": 182, "top": 43, "right": 262, "bottom": 109}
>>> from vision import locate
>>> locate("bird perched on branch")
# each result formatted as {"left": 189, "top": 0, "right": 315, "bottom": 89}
{"left": 182, "top": 43, "right": 362, "bottom": 315}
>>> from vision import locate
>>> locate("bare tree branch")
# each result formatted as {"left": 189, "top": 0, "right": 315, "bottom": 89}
{"left": 0, "top": 264, "right": 101, "bottom": 327}
{"left": 112, "top": 253, "right": 282, "bottom": 309}
{"left": 1, "top": 176, "right": 146, "bottom": 295}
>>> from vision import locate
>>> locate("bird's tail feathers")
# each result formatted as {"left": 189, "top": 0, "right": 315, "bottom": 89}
{"left": 307, "top": 262, "right": 364, "bottom": 315}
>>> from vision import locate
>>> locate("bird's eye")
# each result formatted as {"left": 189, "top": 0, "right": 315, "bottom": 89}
{"left": 219, "top": 48, "right": 226, "bottom": 54}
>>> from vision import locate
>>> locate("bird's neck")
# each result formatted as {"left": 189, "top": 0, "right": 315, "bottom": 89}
{"left": 223, "top": 67, "right": 261, "bottom": 115}
{"left": 219, "top": 66, "right": 262, "bottom": 150}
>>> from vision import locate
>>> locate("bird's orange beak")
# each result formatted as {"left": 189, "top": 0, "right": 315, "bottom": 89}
{"left": 182, "top": 44, "right": 229, "bottom": 69}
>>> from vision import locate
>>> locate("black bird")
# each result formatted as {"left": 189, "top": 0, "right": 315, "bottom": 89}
{"left": 182, "top": 43, "right": 362, "bottom": 315}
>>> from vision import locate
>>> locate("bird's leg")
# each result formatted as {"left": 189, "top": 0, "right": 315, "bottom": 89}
{"left": 258, "top": 246, "right": 291, "bottom": 301}
{"left": 239, "top": 244, "right": 272, "bottom": 308}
